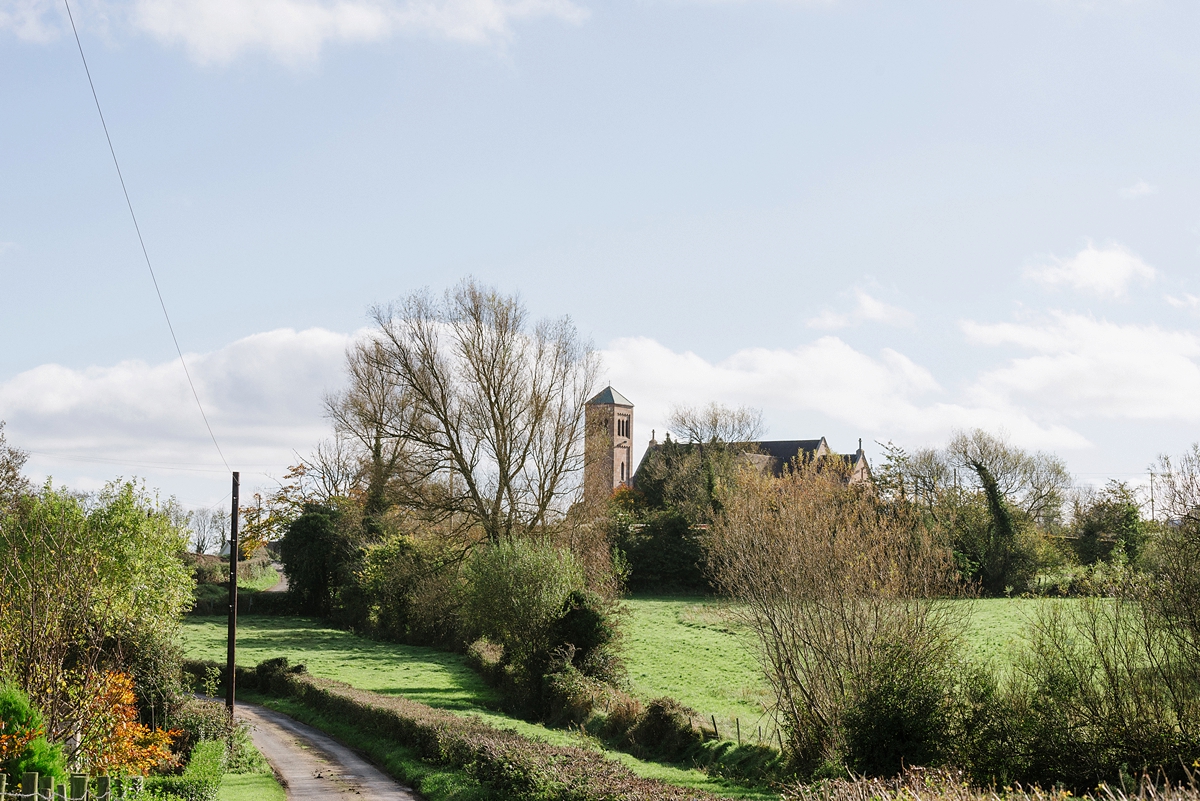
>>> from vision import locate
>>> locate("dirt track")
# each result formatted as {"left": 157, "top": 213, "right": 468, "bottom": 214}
{"left": 235, "top": 701, "right": 418, "bottom": 800}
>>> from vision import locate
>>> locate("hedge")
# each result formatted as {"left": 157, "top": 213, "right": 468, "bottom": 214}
{"left": 144, "top": 740, "right": 225, "bottom": 801}
{"left": 188, "top": 658, "right": 720, "bottom": 801}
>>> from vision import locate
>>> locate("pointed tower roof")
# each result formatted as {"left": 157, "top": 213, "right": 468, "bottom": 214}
{"left": 586, "top": 386, "right": 633, "bottom": 406}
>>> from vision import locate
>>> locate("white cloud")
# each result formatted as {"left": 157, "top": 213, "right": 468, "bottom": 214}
{"left": 1023, "top": 242, "right": 1156, "bottom": 298}
{"left": 1120, "top": 180, "right": 1157, "bottom": 199}
{"left": 601, "top": 335, "right": 1088, "bottom": 461}
{"left": 807, "top": 288, "right": 914, "bottom": 330}
{"left": 9, "top": 316, "right": 1198, "bottom": 503}
{"left": 1166, "top": 293, "right": 1200, "bottom": 311}
{"left": 962, "top": 312, "right": 1200, "bottom": 421}
{"left": 0, "top": 327, "right": 352, "bottom": 503}
{"left": 2, "top": 0, "right": 588, "bottom": 63}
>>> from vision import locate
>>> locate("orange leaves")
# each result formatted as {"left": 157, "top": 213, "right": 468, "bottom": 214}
{"left": 77, "top": 671, "right": 180, "bottom": 775}
{"left": 0, "top": 718, "right": 40, "bottom": 763}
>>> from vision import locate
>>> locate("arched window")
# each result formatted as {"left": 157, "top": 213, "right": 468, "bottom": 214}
{"left": 620, "top": 462, "right": 626, "bottom": 482}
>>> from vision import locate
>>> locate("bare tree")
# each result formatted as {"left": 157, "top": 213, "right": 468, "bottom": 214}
{"left": 301, "top": 435, "right": 364, "bottom": 501}
{"left": 369, "top": 280, "right": 600, "bottom": 543}
{"left": 1153, "top": 442, "right": 1200, "bottom": 524}
{"left": 190, "top": 505, "right": 232, "bottom": 555}
{"left": 667, "top": 402, "right": 765, "bottom": 445}
{"left": 325, "top": 339, "right": 412, "bottom": 522}
{"left": 945, "top": 429, "right": 1071, "bottom": 525}
{"left": 706, "top": 459, "right": 962, "bottom": 768}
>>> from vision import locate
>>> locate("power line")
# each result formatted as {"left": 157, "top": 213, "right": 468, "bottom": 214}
{"left": 61, "top": 0, "right": 231, "bottom": 473}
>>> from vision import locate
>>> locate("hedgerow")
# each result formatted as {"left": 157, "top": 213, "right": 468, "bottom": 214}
{"left": 143, "top": 739, "right": 225, "bottom": 801}
{"left": 188, "top": 658, "right": 720, "bottom": 801}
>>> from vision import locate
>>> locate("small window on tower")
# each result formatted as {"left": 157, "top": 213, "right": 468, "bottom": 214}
{"left": 621, "top": 462, "right": 626, "bottom": 482}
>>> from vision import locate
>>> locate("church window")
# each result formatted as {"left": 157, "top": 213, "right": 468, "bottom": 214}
{"left": 621, "top": 462, "right": 626, "bottom": 482}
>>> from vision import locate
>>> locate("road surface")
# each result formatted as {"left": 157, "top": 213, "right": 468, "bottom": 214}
{"left": 234, "top": 702, "right": 418, "bottom": 800}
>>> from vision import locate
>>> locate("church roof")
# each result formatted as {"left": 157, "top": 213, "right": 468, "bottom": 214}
{"left": 586, "top": 386, "right": 633, "bottom": 407}
{"left": 755, "top": 439, "right": 827, "bottom": 463}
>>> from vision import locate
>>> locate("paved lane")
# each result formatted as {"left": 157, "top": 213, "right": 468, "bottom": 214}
{"left": 235, "top": 702, "right": 418, "bottom": 800}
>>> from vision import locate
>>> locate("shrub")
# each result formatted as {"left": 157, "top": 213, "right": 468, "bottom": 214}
{"left": 355, "top": 534, "right": 463, "bottom": 647}
{"left": 707, "top": 462, "right": 963, "bottom": 776}
{"left": 168, "top": 697, "right": 229, "bottom": 756}
{"left": 614, "top": 510, "right": 710, "bottom": 593}
{"left": 144, "top": 739, "right": 225, "bottom": 801}
{"left": 463, "top": 540, "right": 584, "bottom": 683}
{"left": 548, "top": 589, "right": 623, "bottom": 682}
{"left": 600, "top": 694, "right": 644, "bottom": 741}
{"left": 1007, "top": 596, "right": 1200, "bottom": 790}
{"left": 626, "top": 697, "right": 705, "bottom": 762}
{"left": 842, "top": 639, "right": 956, "bottom": 776}
{"left": 279, "top": 503, "right": 365, "bottom": 617}
{"left": 0, "top": 684, "right": 66, "bottom": 782}
{"left": 464, "top": 638, "right": 504, "bottom": 686}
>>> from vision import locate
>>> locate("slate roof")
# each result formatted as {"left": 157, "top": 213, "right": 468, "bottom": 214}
{"left": 755, "top": 439, "right": 827, "bottom": 463}
{"left": 634, "top": 437, "right": 868, "bottom": 481}
{"left": 586, "top": 386, "right": 633, "bottom": 406}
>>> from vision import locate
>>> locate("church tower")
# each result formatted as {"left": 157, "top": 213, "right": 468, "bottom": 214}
{"left": 584, "top": 386, "right": 633, "bottom": 504}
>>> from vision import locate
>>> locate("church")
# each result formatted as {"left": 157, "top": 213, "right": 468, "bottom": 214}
{"left": 583, "top": 386, "right": 871, "bottom": 502}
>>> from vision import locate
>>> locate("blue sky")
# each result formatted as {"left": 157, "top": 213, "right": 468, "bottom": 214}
{"left": 2, "top": 0, "right": 1199, "bottom": 506}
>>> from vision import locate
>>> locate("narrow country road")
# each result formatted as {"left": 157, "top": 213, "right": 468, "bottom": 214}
{"left": 235, "top": 702, "right": 418, "bottom": 800}
{"left": 265, "top": 562, "right": 289, "bottom": 593}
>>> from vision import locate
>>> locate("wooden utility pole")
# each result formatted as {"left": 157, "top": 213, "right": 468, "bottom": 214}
{"left": 226, "top": 471, "right": 239, "bottom": 714}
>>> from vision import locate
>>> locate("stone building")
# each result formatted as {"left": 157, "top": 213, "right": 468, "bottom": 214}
{"left": 583, "top": 386, "right": 870, "bottom": 502}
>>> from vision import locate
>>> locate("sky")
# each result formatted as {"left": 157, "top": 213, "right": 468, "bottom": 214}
{"left": 2, "top": 0, "right": 1200, "bottom": 508}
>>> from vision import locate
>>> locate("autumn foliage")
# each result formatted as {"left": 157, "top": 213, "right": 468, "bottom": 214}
{"left": 77, "top": 672, "right": 178, "bottom": 775}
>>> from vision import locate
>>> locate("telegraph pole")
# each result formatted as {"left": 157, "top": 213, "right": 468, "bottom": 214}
{"left": 226, "top": 471, "right": 239, "bottom": 714}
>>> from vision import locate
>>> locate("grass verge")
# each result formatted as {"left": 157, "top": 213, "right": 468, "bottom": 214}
{"left": 217, "top": 773, "right": 285, "bottom": 801}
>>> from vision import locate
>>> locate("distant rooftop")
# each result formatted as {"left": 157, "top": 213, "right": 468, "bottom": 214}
{"left": 586, "top": 386, "right": 633, "bottom": 406}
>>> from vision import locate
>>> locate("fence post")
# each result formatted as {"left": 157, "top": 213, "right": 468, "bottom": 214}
{"left": 37, "top": 775, "right": 51, "bottom": 800}
{"left": 22, "top": 772, "right": 38, "bottom": 801}
{"left": 736, "top": 717, "right": 741, "bottom": 746}
{"left": 95, "top": 777, "right": 110, "bottom": 801}
{"left": 0, "top": 775, "right": 6, "bottom": 796}
{"left": 55, "top": 781, "right": 68, "bottom": 800}
{"left": 69, "top": 774, "right": 88, "bottom": 800}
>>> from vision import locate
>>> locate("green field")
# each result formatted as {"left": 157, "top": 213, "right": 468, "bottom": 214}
{"left": 182, "top": 616, "right": 500, "bottom": 712}
{"left": 181, "top": 615, "right": 770, "bottom": 799}
{"left": 621, "top": 596, "right": 1055, "bottom": 733}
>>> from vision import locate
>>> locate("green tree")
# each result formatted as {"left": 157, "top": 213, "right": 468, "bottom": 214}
{"left": 1072, "top": 480, "right": 1145, "bottom": 565}
{"left": 0, "top": 479, "right": 192, "bottom": 753}
{"left": 279, "top": 503, "right": 365, "bottom": 616}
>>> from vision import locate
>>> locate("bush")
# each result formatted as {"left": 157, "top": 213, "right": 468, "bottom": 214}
{"left": 626, "top": 697, "right": 705, "bottom": 762}
{"left": 548, "top": 590, "right": 623, "bottom": 682}
{"left": 0, "top": 684, "right": 66, "bottom": 782}
{"left": 355, "top": 535, "right": 463, "bottom": 647}
{"left": 279, "top": 503, "right": 363, "bottom": 617}
{"left": 615, "top": 511, "right": 710, "bottom": 593}
{"left": 462, "top": 540, "right": 584, "bottom": 685}
{"left": 144, "top": 740, "right": 225, "bottom": 801}
{"left": 464, "top": 638, "right": 504, "bottom": 686}
{"left": 842, "top": 640, "right": 956, "bottom": 776}
{"left": 168, "top": 697, "right": 230, "bottom": 756}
